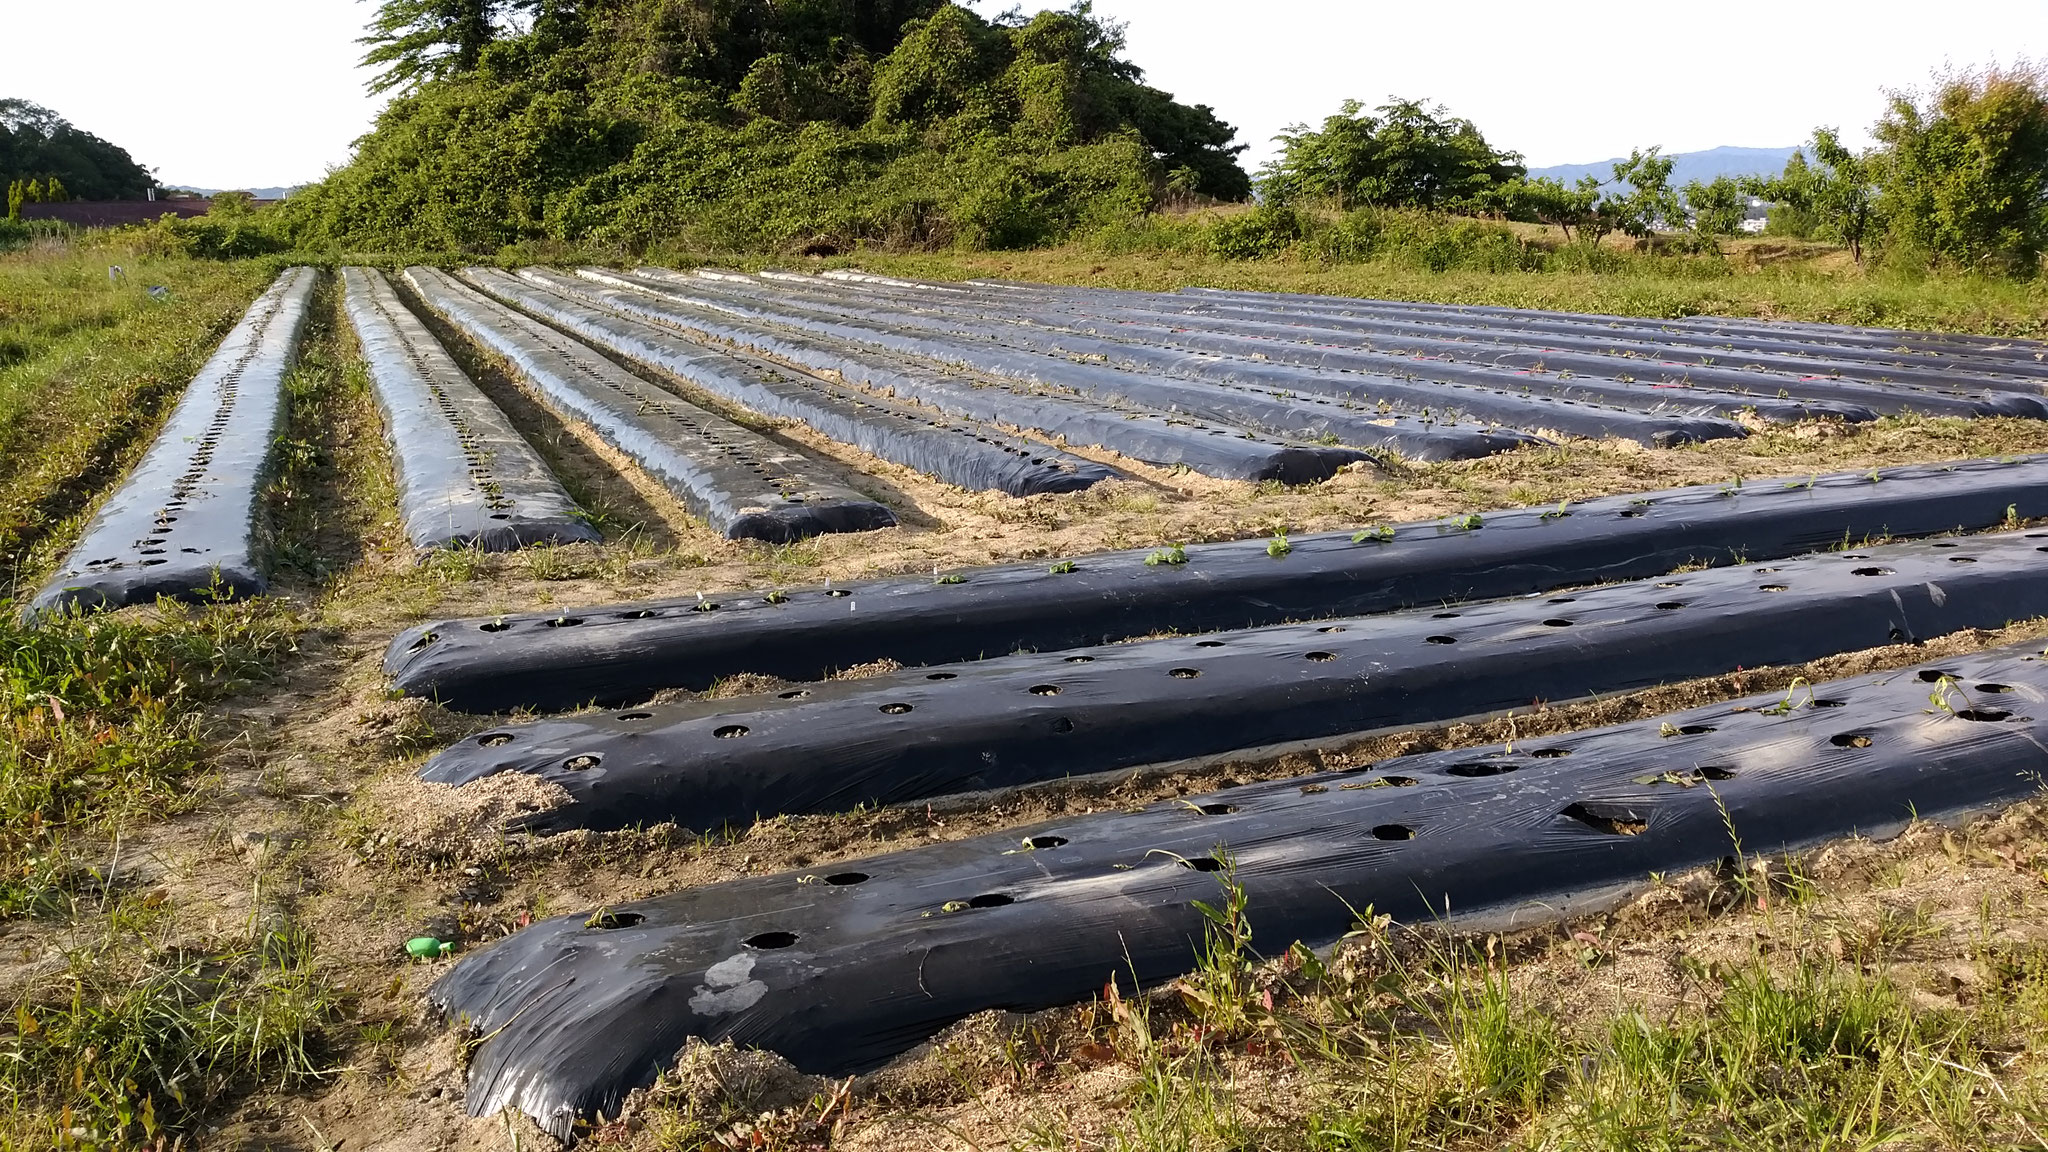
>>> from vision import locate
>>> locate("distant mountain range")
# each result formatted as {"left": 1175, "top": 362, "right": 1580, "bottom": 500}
{"left": 165, "top": 185, "right": 296, "bottom": 200}
{"left": 1526, "top": 146, "right": 1800, "bottom": 189}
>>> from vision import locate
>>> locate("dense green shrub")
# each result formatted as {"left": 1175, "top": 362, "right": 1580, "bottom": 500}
{"left": 1873, "top": 61, "right": 2048, "bottom": 274}
{"left": 288, "top": 1, "right": 1250, "bottom": 254}
{"left": 1207, "top": 204, "right": 1311, "bottom": 259}
{"left": 1259, "top": 98, "right": 1524, "bottom": 211}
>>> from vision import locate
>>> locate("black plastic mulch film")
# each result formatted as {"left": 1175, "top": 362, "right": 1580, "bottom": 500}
{"left": 607, "top": 268, "right": 1756, "bottom": 446}
{"left": 28, "top": 267, "right": 318, "bottom": 616}
{"left": 459, "top": 268, "right": 1118, "bottom": 498}
{"left": 404, "top": 268, "right": 896, "bottom": 543}
{"left": 518, "top": 267, "right": 1404, "bottom": 478}
{"left": 728, "top": 270, "right": 1876, "bottom": 427}
{"left": 1169, "top": 292, "right": 2048, "bottom": 393}
{"left": 421, "top": 525, "right": 2048, "bottom": 836}
{"left": 1175, "top": 284, "right": 2048, "bottom": 378}
{"left": 961, "top": 279, "right": 2048, "bottom": 418}
{"left": 340, "top": 268, "right": 597, "bottom": 552}
{"left": 1136, "top": 293, "right": 2048, "bottom": 418}
{"left": 1082, "top": 288, "right": 2044, "bottom": 404}
{"left": 388, "top": 454, "right": 2048, "bottom": 713}
{"left": 436, "top": 641, "right": 2048, "bottom": 1136}
{"left": 569, "top": 266, "right": 1593, "bottom": 455}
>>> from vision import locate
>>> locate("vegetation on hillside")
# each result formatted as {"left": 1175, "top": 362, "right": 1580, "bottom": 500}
{"left": 283, "top": 0, "right": 1250, "bottom": 253}
{"left": 0, "top": 99, "right": 152, "bottom": 205}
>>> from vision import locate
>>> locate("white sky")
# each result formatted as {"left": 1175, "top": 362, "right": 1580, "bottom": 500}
{"left": 4, "top": 0, "right": 2045, "bottom": 190}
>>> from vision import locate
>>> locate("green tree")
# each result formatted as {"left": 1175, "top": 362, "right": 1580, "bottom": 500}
{"left": 1741, "top": 129, "right": 1878, "bottom": 262}
{"left": 5, "top": 180, "right": 21, "bottom": 221}
{"left": 43, "top": 176, "right": 65, "bottom": 202}
{"left": 1259, "top": 97, "right": 1524, "bottom": 210}
{"left": 0, "top": 98, "right": 152, "bottom": 198}
{"left": 1478, "top": 174, "right": 1601, "bottom": 242}
{"left": 1604, "top": 148, "right": 1682, "bottom": 240}
{"left": 1871, "top": 61, "right": 2048, "bottom": 273}
{"left": 1681, "top": 174, "right": 1747, "bottom": 249}
{"left": 360, "top": 0, "right": 525, "bottom": 94}
{"left": 22, "top": 178, "right": 42, "bottom": 203}
{"left": 302, "top": 1, "right": 1249, "bottom": 251}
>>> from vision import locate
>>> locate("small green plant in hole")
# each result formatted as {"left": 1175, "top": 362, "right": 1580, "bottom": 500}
{"left": 1442, "top": 512, "right": 1483, "bottom": 532}
{"left": 1352, "top": 525, "right": 1395, "bottom": 544}
{"left": 764, "top": 589, "right": 787, "bottom": 604}
{"left": 934, "top": 574, "right": 965, "bottom": 585}
{"left": 1145, "top": 544, "right": 1188, "bottom": 567}
{"left": 1267, "top": 532, "right": 1291, "bottom": 558}
{"left": 1538, "top": 500, "right": 1571, "bottom": 520}
{"left": 1048, "top": 560, "right": 1077, "bottom": 574}
{"left": 1760, "top": 676, "right": 1817, "bottom": 715}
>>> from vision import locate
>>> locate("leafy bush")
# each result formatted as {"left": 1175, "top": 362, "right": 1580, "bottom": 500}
{"left": 135, "top": 211, "right": 291, "bottom": 260}
{"left": 1873, "top": 61, "right": 2048, "bottom": 274}
{"left": 1260, "top": 98, "right": 1524, "bottom": 211}
{"left": 288, "top": 2, "right": 1251, "bottom": 254}
{"left": 1208, "top": 204, "right": 1311, "bottom": 259}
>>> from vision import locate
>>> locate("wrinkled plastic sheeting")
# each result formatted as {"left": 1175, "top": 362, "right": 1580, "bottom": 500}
{"left": 527, "top": 267, "right": 1404, "bottom": 477}
{"left": 857, "top": 273, "right": 2046, "bottom": 419}
{"left": 419, "top": 528, "right": 2048, "bottom": 834}
{"left": 406, "top": 269, "right": 895, "bottom": 543}
{"left": 461, "top": 269, "right": 1116, "bottom": 498}
{"left": 727, "top": 270, "right": 1875, "bottom": 427}
{"left": 341, "top": 268, "right": 597, "bottom": 552}
{"left": 1103, "top": 285, "right": 2048, "bottom": 417}
{"left": 434, "top": 641, "right": 2048, "bottom": 1136}
{"left": 571, "top": 267, "right": 1565, "bottom": 458}
{"left": 615, "top": 268, "right": 1754, "bottom": 446}
{"left": 1177, "top": 284, "right": 2048, "bottom": 378}
{"left": 29, "top": 268, "right": 318, "bottom": 616}
{"left": 386, "top": 454, "right": 2048, "bottom": 713}
{"left": 1116, "top": 291, "right": 2037, "bottom": 398}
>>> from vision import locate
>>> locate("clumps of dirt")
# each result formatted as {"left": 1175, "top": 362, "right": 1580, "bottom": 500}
{"left": 359, "top": 772, "right": 572, "bottom": 859}
{"left": 670, "top": 1041, "right": 826, "bottom": 1114}
{"left": 705, "top": 672, "right": 791, "bottom": 699}
{"left": 346, "top": 694, "right": 489, "bottom": 755}
{"left": 605, "top": 1038, "right": 833, "bottom": 1143}
{"left": 833, "top": 659, "right": 902, "bottom": 680}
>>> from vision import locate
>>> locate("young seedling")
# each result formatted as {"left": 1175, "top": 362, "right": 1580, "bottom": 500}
{"left": 1927, "top": 674, "right": 1969, "bottom": 716}
{"left": 1266, "top": 532, "right": 1291, "bottom": 558}
{"left": 1538, "top": 500, "right": 1571, "bottom": 521}
{"left": 764, "top": 589, "right": 787, "bottom": 604}
{"left": 1760, "top": 676, "right": 1816, "bottom": 715}
{"left": 1048, "top": 560, "right": 1077, "bottom": 574}
{"left": 1144, "top": 544, "right": 1188, "bottom": 567}
{"left": 2006, "top": 504, "right": 2022, "bottom": 529}
{"left": 1440, "top": 512, "right": 1483, "bottom": 533}
{"left": 1351, "top": 525, "right": 1396, "bottom": 544}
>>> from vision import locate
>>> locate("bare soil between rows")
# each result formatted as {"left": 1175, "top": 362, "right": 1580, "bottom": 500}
{"left": 26, "top": 279, "right": 2048, "bottom": 1150}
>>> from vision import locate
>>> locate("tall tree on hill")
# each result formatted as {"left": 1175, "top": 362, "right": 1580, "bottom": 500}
{"left": 1742, "top": 129, "right": 1879, "bottom": 263}
{"left": 1259, "top": 98, "right": 1524, "bottom": 211}
{"left": 360, "top": 0, "right": 531, "bottom": 93}
{"left": 0, "top": 99, "right": 152, "bottom": 199}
